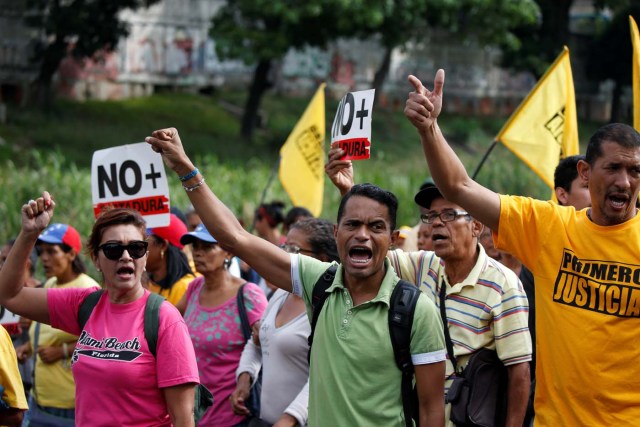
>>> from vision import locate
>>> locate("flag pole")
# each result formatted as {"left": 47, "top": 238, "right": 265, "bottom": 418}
{"left": 471, "top": 140, "right": 498, "bottom": 180}
{"left": 250, "top": 156, "right": 281, "bottom": 232}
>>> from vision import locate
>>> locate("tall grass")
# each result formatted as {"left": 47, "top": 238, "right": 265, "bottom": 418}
{"left": 0, "top": 142, "right": 550, "bottom": 245}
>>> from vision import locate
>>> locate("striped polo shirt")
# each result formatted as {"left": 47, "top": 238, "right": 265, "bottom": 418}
{"left": 388, "top": 244, "right": 532, "bottom": 387}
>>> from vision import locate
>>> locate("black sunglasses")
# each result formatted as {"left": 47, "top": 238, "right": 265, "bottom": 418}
{"left": 99, "top": 241, "right": 148, "bottom": 260}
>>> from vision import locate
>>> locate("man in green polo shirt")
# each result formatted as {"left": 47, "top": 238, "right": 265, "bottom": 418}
{"left": 145, "top": 128, "right": 447, "bottom": 427}
{"left": 326, "top": 147, "right": 532, "bottom": 427}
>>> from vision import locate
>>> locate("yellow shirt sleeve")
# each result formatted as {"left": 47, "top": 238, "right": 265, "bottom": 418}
{"left": 0, "top": 327, "right": 28, "bottom": 410}
{"left": 148, "top": 273, "right": 196, "bottom": 306}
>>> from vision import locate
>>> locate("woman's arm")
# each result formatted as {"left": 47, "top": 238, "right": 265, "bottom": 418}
{"left": 37, "top": 341, "right": 77, "bottom": 364}
{"left": 163, "top": 383, "right": 196, "bottom": 427}
{"left": 146, "top": 129, "right": 293, "bottom": 292}
{"left": 175, "top": 292, "right": 187, "bottom": 316}
{"left": 0, "top": 194, "right": 54, "bottom": 324}
{"left": 279, "top": 378, "right": 309, "bottom": 427}
{"left": 235, "top": 332, "right": 262, "bottom": 386}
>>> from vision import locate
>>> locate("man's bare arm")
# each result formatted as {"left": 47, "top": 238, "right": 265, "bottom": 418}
{"left": 404, "top": 72, "right": 501, "bottom": 231}
{"left": 146, "top": 128, "right": 293, "bottom": 292}
{"left": 505, "top": 362, "right": 530, "bottom": 427}
{"left": 415, "top": 361, "right": 445, "bottom": 427}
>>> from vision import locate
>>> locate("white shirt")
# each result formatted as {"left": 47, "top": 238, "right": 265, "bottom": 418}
{"left": 236, "top": 289, "right": 310, "bottom": 425}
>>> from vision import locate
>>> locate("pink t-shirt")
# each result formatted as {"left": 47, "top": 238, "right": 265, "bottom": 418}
{"left": 184, "top": 279, "right": 267, "bottom": 427}
{"left": 48, "top": 287, "right": 199, "bottom": 427}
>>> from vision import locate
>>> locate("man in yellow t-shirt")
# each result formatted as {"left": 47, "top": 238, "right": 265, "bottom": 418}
{"left": 405, "top": 70, "right": 640, "bottom": 426}
{"left": 0, "top": 326, "right": 28, "bottom": 426}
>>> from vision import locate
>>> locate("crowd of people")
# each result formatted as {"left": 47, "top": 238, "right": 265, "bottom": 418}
{"left": 0, "top": 68, "right": 639, "bottom": 427}
{"left": 0, "top": 196, "right": 321, "bottom": 426}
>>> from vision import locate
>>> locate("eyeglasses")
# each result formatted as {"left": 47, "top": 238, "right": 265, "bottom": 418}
{"left": 279, "top": 243, "right": 315, "bottom": 256}
{"left": 420, "top": 210, "right": 470, "bottom": 224}
{"left": 99, "top": 241, "right": 148, "bottom": 260}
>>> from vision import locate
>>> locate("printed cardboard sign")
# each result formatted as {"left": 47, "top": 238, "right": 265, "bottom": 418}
{"left": 331, "top": 89, "right": 375, "bottom": 160}
{"left": 0, "top": 307, "right": 20, "bottom": 336}
{"left": 91, "top": 143, "right": 170, "bottom": 228}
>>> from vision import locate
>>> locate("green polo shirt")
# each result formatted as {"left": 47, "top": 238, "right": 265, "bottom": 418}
{"left": 291, "top": 254, "right": 446, "bottom": 426}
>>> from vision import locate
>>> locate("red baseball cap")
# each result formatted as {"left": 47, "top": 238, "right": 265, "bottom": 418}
{"left": 37, "top": 223, "right": 82, "bottom": 253}
{"left": 148, "top": 214, "right": 188, "bottom": 249}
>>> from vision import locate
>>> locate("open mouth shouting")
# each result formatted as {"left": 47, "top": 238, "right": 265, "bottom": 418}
{"left": 348, "top": 246, "right": 373, "bottom": 267}
{"left": 431, "top": 232, "right": 449, "bottom": 244}
{"left": 116, "top": 265, "right": 135, "bottom": 281}
{"left": 607, "top": 192, "right": 630, "bottom": 212}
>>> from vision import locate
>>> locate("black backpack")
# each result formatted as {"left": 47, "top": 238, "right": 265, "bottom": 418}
{"left": 307, "top": 265, "right": 421, "bottom": 427}
{"left": 78, "top": 290, "right": 214, "bottom": 424}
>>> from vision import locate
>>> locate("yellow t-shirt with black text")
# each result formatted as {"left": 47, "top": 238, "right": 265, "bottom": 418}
{"left": 495, "top": 195, "right": 640, "bottom": 427}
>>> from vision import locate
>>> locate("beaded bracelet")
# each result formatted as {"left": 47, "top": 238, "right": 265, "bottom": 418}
{"left": 179, "top": 168, "right": 199, "bottom": 182}
{"left": 183, "top": 177, "right": 206, "bottom": 192}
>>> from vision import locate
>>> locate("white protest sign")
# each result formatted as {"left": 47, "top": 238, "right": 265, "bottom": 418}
{"left": 331, "top": 88, "right": 375, "bottom": 160}
{"left": 91, "top": 143, "right": 170, "bottom": 228}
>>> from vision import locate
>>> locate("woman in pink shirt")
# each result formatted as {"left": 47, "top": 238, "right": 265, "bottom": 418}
{"left": 0, "top": 194, "right": 200, "bottom": 427}
{"left": 177, "top": 224, "right": 267, "bottom": 427}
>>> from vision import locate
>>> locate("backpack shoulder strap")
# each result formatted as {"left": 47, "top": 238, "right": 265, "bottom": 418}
{"left": 389, "top": 279, "right": 421, "bottom": 427}
{"left": 307, "top": 264, "right": 338, "bottom": 363}
{"left": 78, "top": 289, "right": 105, "bottom": 331}
{"left": 236, "top": 283, "right": 252, "bottom": 342}
{"left": 144, "top": 292, "right": 166, "bottom": 358}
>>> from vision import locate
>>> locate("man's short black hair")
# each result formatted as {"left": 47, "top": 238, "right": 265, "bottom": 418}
{"left": 337, "top": 183, "right": 398, "bottom": 231}
{"left": 586, "top": 123, "right": 640, "bottom": 165}
{"left": 554, "top": 155, "right": 585, "bottom": 191}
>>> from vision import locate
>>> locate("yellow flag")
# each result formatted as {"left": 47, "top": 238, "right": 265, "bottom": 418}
{"left": 631, "top": 16, "right": 640, "bottom": 130}
{"left": 278, "top": 84, "right": 326, "bottom": 216}
{"left": 496, "top": 46, "right": 579, "bottom": 190}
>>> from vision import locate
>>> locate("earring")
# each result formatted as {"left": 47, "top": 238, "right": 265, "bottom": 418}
{"left": 223, "top": 258, "right": 231, "bottom": 269}
{"left": 160, "top": 250, "right": 165, "bottom": 258}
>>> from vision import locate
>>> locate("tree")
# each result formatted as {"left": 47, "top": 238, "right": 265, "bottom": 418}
{"left": 347, "top": 0, "right": 430, "bottom": 97}
{"left": 347, "top": 0, "right": 539, "bottom": 99}
{"left": 586, "top": 4, "right": 640, "bottom": 122}
{"left": 211, "top": 1, "right": 365, "bottom": 139}
{"left": 498, "top": 0, "right": 575, "bottom": 78}
{"left": 25, "top": 0, "right": 159, "bottom": 108}
{"left": 499, "top": 0, "right": 633, "bottom": 78}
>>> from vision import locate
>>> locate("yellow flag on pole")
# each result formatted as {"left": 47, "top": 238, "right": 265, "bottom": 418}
{"left": 630, "top": 16, "right": 640, "bottom": 130}
{"left": 278, "top": 84, "right": 326, "bottom": 216}
{"left": 495, "top": 46, "right": 579, "bottom": 190}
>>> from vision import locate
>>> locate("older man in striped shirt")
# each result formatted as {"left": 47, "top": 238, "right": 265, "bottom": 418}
{"left": 387, "top": 185, "right": 531, "bottom": 427}
{"left": 325, "top": 148, "right": 532, "bottom": 427}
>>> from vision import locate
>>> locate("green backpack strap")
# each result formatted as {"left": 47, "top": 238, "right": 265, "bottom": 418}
{"left": 78, "top": 289, "right": 105, "bottom": 330}
{"left": 142, "top": 292, "right": 214, "bottom": 423}
{"left": 144, "top": 292, "right": 166, "bottom": 358}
